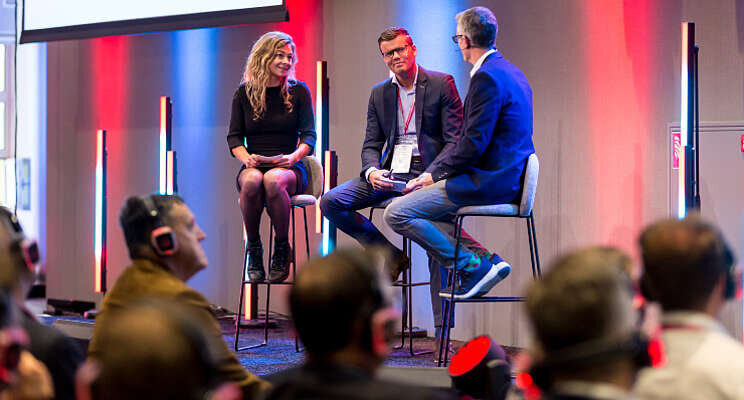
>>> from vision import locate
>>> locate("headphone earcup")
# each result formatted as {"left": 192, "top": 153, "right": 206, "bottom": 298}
{"left": 528, "top": 363, "right": 550, "bottom": 391}
{"left": 639, "top": 273, "right": 657, "bottom": 302}
{"left": 725, "top": 267, "right": 737, "bottom": 299}
{"left": 150, "top": 226, "right": 178, "bottom": 256}
{"left": 632, "top": 333, "right": 653, "bottom": 368}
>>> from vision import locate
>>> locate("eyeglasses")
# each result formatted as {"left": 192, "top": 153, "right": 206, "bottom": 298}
{"left": 451, "top": 34, "right": 465, "bottom": 44}
{"left": 382, "top": 44, "right": 410, "bottom": 59}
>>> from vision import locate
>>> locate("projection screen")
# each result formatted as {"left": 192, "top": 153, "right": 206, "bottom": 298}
{"left": 20, "top": 0, "right": 288, "bottom": 43}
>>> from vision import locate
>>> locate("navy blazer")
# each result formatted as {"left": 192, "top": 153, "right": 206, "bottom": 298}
{"left": 430, "top": 51, "right": 535, "bottom": 205}
{"left": 360, "top": 66, "right": 463, "bottom": 179}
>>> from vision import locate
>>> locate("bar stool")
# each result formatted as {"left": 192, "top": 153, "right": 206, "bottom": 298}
{"left": 437, "top": 153, "right": 541, "bottom": 366}
{"left": 370, "top": 197, "right": 433, "bottom": 356}
{"left": 234, "top": 156, "right": 324, "bottom": 351}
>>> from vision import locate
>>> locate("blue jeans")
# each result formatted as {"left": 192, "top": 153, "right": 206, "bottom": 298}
{"left": 383, "top": 180, "right": 493, "bottom": 272}
{"left": 320, "top": 177, "right": 453, "bottom": 328}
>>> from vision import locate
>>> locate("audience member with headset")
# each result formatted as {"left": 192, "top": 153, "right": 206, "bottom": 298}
{"left": 87, "top": 194, "right": 270, "bottom": 399}
{"left": 518, "top": 247, "right": 659, "bottom": 400}
{"left": 264, "top": 248, "right": 456, "bottom": 400}
{"left": 76, "top": 299, "right": 241, "bottom": 400}
{"left": 0, "top": 287, "right": 53, "bottom": 400}
{"left": 634, "top": 216, "right": 744, "bottom": 400}
{"left": 0, "top": 206, "right": 83, "bottom": 400}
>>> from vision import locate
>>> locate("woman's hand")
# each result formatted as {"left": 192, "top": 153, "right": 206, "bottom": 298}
{"left": 232, "top": 146, "right": 260, "bottom": 169}
{"left": 273, "top": 144, "right": 311, "bottom": 169}
{"left": 273, "top": 153, "right": 300, "bottom": 169}
{"left": 242, "top": 153, "right": 260, "bottom": 168}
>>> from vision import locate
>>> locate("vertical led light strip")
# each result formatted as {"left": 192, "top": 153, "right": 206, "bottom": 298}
{"left": 94, "top": 129, "right": 106, "bottom": 293}
{"left": 166, "top": 150, "right": 175, "bottom": 195}
{"left": 322, "top": 150, "right": 332, "bottom": 255}
{"left": 158, "top": 96, "right": 173, "bottom": 195}
{"left": 678, "top": 23, "right": 689, "bottom": 219}
{"left": 159, "top": 96, "right": 167, "bottom": 194}
{"left": 315, "top": 61, "right": 323, "bottom": 233}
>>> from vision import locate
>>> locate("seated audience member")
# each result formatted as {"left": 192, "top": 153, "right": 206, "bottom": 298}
{"left": 0, "top": 206, "right": 84, "bottom": 400}
{"left": 634, "top": 217, "right": 744, "bottom": 399}
{"left": 76, "top": 299, "right": 241, "bottom": 400}
{"left": 265, "top": 248, "right": 456, "bottom": 400}
{"left": 523, "top": 247, "right": 649, "bottom": 400}
{"left": 87, "top": 194, "right": 269, "bottom": 399}
{"left": 0, "top": 289, "right": 53, "bottom": 400}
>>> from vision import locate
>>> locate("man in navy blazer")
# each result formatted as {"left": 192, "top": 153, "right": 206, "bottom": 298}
{"left": 321, "top": 27, "right": 488, "bottom": 343}
{"left": 385, "top": 7, "right": 535, "bottom": 300}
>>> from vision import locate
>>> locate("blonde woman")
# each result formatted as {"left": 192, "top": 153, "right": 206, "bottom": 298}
{"left": 227, "top": 31, "right": 315, "bottom": 283}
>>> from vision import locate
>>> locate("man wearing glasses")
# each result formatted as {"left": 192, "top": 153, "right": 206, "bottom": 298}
{"left": 321, "top": 27, "right": 487, "bottom": 352}
{"left": 384, "top": 7, "right": 535, "bottom": 300}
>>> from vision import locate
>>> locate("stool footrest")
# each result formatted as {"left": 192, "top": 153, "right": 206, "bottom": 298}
{"left": 447, "top": 296, "right": 525, "bottom": 303}
{"left": 241, "top": 280, "right": 296, "bottom": 285}
{"left": 392, "top": 281, "right": 431, "bottom": 288}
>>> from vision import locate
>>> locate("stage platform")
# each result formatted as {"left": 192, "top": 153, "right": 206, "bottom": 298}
{"left": 32, "top": 299, "right": 521, "bottom": 376}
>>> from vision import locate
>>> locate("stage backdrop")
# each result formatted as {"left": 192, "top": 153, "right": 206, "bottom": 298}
{"left": 45, "top": 0, "right": 744, "bottom": 347}
{"left": 46, "top": 0, "right": 322, "bottom": 319}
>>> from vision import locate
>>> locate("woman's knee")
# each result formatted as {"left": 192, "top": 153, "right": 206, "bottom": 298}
{"left": 263, "top": 172, "right": 289, "bottom": 197}
{"left": 239, "top": 170, "right": 263, "bottom": 195}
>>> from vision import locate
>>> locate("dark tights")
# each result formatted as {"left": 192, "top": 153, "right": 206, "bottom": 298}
{"left": 238, "top": 167, "right": 297, "bottom": 243}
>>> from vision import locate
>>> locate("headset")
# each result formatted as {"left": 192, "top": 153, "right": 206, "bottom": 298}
{"left": 722, "top": 242, "right": 737, "bottom": 299}
{"left": 140, "top": 196, "right": 178, "bottom": 256}
{"left": 0, "top": 207, "right": 39, "bottom": 272}
{"left": 528, "top": 331, "right": 660, "bottom": 391}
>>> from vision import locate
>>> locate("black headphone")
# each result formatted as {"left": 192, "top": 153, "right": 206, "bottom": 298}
{"left": 140, "top": 196, "right": 178, "bottom": 256}
{"left": 722, "top": 242, "right": 737, "bottom": 299}
{"left": 529, "top": 331, "right": 654, "bottom": 391}
{"left": 0, "top": 207, "right": 39, "bottom": 272}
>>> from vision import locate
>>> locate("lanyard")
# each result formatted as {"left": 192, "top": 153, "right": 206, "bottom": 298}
{"left": 397, "top": 88, "right": 415, "bottom": 136}
{"left": 662, "top": 324, "right": 704, "bottom": 331}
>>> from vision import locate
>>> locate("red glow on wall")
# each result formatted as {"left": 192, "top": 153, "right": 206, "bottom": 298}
{"left": 90, "top": 36, "right": 129, "bottom": 294}
{"left": 583, "top": 1, "right": 656, "bottom": 252}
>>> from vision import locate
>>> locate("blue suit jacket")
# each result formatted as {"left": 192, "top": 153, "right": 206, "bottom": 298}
{"left": 430, "top": 51, "right": 535, "bottom": 205}
{"left": 360, "top": 66, "right": 463, "bottom": 178}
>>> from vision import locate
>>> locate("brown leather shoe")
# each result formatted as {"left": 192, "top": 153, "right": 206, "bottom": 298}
{"left": 385, "top": 253, "right": 410, "bottom": 282}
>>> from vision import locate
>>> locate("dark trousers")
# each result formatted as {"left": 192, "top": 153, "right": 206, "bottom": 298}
{"left": 319, "top": 177, "right": 451, "bottom": 329}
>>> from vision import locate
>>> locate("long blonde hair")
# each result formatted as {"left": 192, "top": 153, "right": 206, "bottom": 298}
{"left": 242, "top": 31, "right": 297, "bottom": 120}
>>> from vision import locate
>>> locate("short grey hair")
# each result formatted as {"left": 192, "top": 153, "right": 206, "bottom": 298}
{"left": 456, "top": 6, "right": 498, "bottom": 49}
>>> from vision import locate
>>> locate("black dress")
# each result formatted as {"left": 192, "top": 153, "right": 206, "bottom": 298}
{"left": 227, "top": 80, "right": 316, "bottom": 193}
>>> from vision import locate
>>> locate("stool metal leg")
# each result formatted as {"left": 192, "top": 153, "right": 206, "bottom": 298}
{"left": 234, "top": 242, "right": 249, "bottom": 351}
{"left": 303, "top": 207, "right": 310, "bottom": 259}
{"left": 393, "top": 236, "right": 406, "bottom": 351}
{"left": 437, "top": 268, "right": 453, "bottom": 367}
{"left": 405, "top": 236, "right": 433, "bottom": 356}
{"left": 529, "top": 211, "right": 542, "bottom": 277}
{"left": 438, "top": 214, "right": 464, "bottom": 366}
{"left": 526, "top": 216, "right": 537, "bottom": 280}
{"left": 295, "top": 206, "right": 311, "bottom": 353}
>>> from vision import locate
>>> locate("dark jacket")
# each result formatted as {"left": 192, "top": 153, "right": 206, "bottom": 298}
{"left": 21, "top": 309, "right": 84, "bottom": 400}
{"left": 264, "top": 362, "right": 457, "bottom": 400}
{"left": 88, "top": 259, "right": 270, "bottom": 399}
{"left": 360, "top": 66, "right": 463, "bottom": 179}
{"left": 430, "top": 51, "right": 535, "bottom": 205}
